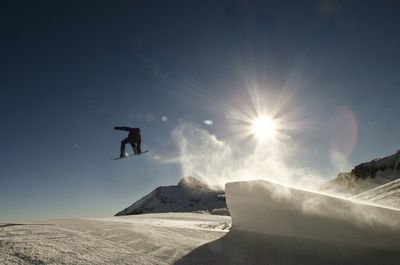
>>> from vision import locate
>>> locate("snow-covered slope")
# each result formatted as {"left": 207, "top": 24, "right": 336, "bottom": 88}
{"left": 115, "top": 177, "right": 227, "bottom": 216}
{"left": 226, "top": 180, "right": 400, "bottom": 247}
{"left": 3, "top": 180, "right": 400, "bottom": 264}
{"left": 0, "top": 213, "right": 230, "bottom": 265}
{"left": 322, "top": 149, "right": 400, "bottom": 195}
{"left": 353, "top": 178, "right": 400, "bottom": 209}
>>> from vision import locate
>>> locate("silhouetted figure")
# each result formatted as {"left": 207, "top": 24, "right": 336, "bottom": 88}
{"left": 114, "top": 127, "right": 141, "bottom": 157}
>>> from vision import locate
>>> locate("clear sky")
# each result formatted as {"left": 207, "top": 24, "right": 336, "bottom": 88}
{"left": 1, "top": 0, "right": 400, "bottom": 222}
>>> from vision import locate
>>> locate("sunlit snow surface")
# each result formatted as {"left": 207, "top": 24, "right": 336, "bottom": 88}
{"left": 0, "top": 213, "right": 230, "bottom": 265}
{"left": 2, "top": 180, "right": 400, "bottom": 265}
{"left": 227, "top": 180, "right": 400, "bottom": 246}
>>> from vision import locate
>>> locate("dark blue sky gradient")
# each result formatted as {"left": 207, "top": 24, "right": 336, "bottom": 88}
{"left": 1, "top": 0, "right": 400, "bottom": 221}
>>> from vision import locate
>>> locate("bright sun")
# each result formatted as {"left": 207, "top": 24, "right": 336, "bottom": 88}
{"left": 251, "top": 116, "right": 277, "bottom": 140}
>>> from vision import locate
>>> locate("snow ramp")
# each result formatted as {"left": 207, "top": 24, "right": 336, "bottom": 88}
{"left": 226, "top": 180, "right": 400, "bottom": 247}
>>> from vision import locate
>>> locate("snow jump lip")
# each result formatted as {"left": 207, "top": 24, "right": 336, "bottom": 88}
{"left": 225, "top": 180, "right": 400, "bottom": 247}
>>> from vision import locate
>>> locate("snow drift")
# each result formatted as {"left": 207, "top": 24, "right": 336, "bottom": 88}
{"left": 226, "top": 180, "right": 400, "bottom": 247}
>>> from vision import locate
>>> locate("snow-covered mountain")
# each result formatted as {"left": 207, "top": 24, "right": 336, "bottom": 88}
{"left": 353, "top": 178, "right": 400, "bottom": 209}
{"left": 322, "top": 149, "right": 400, "bottom": 195}
{"left": 115, "top": 176, "right": 228, "bottom": 216}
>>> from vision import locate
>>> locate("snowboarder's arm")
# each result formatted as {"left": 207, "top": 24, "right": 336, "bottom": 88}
{"left": 114, "top": 126, "right": 132, "bottom": 131}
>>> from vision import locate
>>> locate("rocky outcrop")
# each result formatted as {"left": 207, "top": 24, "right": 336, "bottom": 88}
{"left": 322, "top": 150, "right": 400, "bottom": 195}
{"left": 351, "top": 150, "right": 400, "bottom": 179}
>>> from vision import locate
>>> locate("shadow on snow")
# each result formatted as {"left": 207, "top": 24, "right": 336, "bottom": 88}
{"left": 174, "top": 229, "right": 400, "bottom": 265}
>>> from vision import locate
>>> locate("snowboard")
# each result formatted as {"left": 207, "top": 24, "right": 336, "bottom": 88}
{"left": 111, "top": 150, "right": 149, "bottom": 160}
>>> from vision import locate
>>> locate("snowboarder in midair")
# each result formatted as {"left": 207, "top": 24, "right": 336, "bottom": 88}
{"left": 114, "top": 126, "right": 141, "bottom": 158}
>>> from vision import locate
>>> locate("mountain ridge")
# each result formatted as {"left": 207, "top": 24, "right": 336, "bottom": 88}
{"left": 322, "top": 149, "right": 400, "bottom": 195}
{"left": 115, "top": 176, "right": 228, "bottom": 216}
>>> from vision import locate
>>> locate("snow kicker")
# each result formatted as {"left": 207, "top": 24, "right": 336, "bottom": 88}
{"left": 226, "top": 180, "right": 400, "bottom": 248}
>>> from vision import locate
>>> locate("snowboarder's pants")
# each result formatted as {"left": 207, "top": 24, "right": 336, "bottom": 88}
{"left": 121, "top": 138, "right": 141, "bottom": 155}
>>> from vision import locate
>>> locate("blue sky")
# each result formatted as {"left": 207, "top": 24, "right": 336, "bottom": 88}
{"left": 1, "top": 0, "right": 400, "bottom": 221}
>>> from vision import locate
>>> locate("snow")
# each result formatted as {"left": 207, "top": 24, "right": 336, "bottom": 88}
{"left": 178, "top": 180, "right": 400, "bottom": 264}
{"left": 322, "top": 149, "right": 400, "bottom": 195}
{"left": 0, "top": 213, "right": 230, "bottom": 265}
{"left": 226, "top": 180, "right": 400, "bottom": 247}
{"left": 115, "top": 177, "right": 226, "bottom": 216}
{"left": 353, "top": 178, "right": 400, "bottom": 209}
{"left": 2, "top": 180, "right": 400, "bottom": 264}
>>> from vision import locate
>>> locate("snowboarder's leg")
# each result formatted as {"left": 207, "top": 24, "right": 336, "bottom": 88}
{"left": 120, "top": 138, "right": 130, "bottom": 157}
{"left": 130, "top": 140, "right": 140, "bottom": 155}
{"left": 136, "top": 140, "right": 142, "bottom": 154}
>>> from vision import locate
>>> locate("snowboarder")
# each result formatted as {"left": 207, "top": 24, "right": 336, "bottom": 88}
{"left": 114, "top": 126, "right": 142, "bottom": 158}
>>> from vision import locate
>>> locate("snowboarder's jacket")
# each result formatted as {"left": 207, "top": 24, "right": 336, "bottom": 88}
{"left": 114, "top": 127, "right": 141, "bottom": 142}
